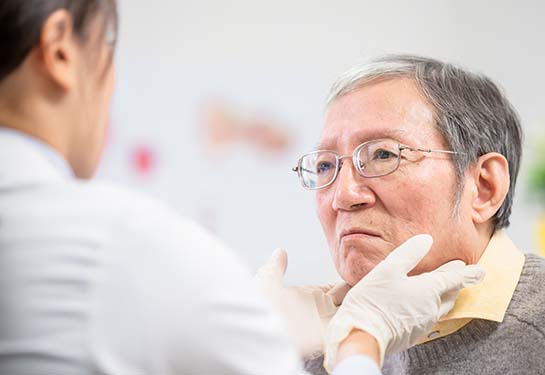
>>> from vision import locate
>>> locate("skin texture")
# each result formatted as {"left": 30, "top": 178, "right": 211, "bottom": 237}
{"left": 0, "top": 10, "right": 115, "bottom": 179}
{"left": 337, "top": 329, "right": 380, "bottom": 367}
{"left": 317, "top": 78, "right": 507, "bottom": 286}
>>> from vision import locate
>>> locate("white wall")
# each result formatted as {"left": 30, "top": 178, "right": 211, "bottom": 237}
{"left": 97, "top": 0, "right": 545, "bottom": 284}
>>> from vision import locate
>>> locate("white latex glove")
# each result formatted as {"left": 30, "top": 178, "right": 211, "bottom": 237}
{"left": 323, "top": 234, "right": 486, "bottom": 373}
{"left": 255, "top": 249, "right": 350, "bottom": 359}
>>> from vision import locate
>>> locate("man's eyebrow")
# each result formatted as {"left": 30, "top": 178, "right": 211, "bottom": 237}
{"left": 315, "top": 129, "right": 407, "bottom": 150}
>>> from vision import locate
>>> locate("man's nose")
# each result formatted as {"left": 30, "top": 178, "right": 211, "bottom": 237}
{"left": 332, "top": 159, "right": 376, "bottom": 211}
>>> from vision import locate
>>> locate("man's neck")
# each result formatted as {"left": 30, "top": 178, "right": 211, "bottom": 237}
{"left": 469, "top": 225, "right": 496, "bottom": 264}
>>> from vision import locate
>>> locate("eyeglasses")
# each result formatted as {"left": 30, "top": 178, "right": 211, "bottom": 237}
{"left": 292, "top": 138, "right": 461, "bottom": 190}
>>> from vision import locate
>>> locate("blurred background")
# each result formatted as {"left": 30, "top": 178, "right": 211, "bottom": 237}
{"left": 96, "top": 0, "right": 545, "bottom": 284}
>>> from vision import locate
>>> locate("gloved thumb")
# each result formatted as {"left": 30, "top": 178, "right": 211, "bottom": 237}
{"left": 380, "top": 234, "right": 433, "bottom": 274}
{"left": 255, "top": 248, "right": 288, "bottom": 286}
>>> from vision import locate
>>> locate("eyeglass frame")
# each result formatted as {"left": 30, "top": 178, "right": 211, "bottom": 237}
{"left": 292, "top": 138, "right": 464, "bottom": 190}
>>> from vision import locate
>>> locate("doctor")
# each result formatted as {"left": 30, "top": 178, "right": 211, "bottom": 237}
{"left": 0, "top": 1, "right": 484, "bottom": 374}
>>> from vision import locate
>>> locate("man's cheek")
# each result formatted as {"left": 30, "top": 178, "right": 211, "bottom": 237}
{"left": 318, "top": 211, "right": 336, "bottom": 250}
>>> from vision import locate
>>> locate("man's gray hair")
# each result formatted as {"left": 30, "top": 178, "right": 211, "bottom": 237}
{"left": 328, "top": 54, "right": 522, "bottom": 230}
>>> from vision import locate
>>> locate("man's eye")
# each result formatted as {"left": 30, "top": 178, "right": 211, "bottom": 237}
{"left": 373, "top": 149, "right": 397, "bottom": 160}
{"left": 316, "top": 161, "right": 334, "bottom": 174}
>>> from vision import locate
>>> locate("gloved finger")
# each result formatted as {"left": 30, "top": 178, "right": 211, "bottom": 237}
{"left": 380, "top": 234, "right": 433, "bottom": 274}
{"left": 461, "top": 264, "right": 486, "bottom": 288}
{"left": 255, "top": 248, "right": 288, "bottom": 285}
{"left": 438, "top": 289, "right": 459, "bottom": 317}
{"left": 427, "top": 261, "right": 485, "bottom": 295}
{"left": 432, "top": 261, "right": 486, "bottom": 288}
{"left": 424, "top": 260, "right": 466, "bottom": 294}
{"left": 327, "top": 282, "right": 351, "bottom": 306}
{"left": 432, "top": 259, "right": 466, "bottom": 275}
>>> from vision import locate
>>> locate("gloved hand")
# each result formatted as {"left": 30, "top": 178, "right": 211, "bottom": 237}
{"left": 323, "top": 234, "right": 486, "bottom": 373}
{"left": 255, "top": 249, "right": 350, "bottom": 359}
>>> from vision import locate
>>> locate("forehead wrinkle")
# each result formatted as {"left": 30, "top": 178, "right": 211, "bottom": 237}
{"left": 316, "top": 128, "right": 408, "bottom": 151}
{"left": 321, "top": 77, "right": 439, "bottom": 152}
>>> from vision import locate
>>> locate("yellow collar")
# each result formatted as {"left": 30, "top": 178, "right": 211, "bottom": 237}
{"left": 418, "top": 230, "right": 525, "bottom": 344}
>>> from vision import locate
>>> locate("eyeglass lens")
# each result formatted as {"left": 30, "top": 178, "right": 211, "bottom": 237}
{"left": 299, "top": 139, "right": 401, "bottom": 189}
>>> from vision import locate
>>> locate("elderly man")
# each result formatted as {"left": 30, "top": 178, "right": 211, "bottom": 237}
{"left": 293, "top": 55, "right": 545, "bottom": 374}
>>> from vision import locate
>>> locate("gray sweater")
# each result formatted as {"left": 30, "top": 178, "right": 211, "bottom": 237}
{"left": 305, "top": 254, "right": 545, "bottom": 375}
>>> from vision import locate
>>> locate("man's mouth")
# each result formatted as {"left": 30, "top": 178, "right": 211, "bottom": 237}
{"left": 339, "top": 228, "right": 382, "bottom": 242}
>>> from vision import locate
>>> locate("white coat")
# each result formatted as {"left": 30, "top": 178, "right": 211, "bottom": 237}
{"left": 0, "top": 129, "right": 302, "bottom": 374}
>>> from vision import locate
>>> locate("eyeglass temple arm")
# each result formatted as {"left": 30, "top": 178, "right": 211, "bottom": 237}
{"left": 399, "top": 146, "right": 463, "bottom": 155}
{"left": 292, "top": 166, "right": 318, "bottom": 175}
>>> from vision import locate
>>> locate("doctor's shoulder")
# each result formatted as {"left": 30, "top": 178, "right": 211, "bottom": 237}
{"left": 64, "top": 180, "right": 248, "bottom": 274}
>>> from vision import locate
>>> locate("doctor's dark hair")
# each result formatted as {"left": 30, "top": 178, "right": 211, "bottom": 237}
{"left": 328, "top": 54, "right": 523, "bottom": 231}
{"left": 0, "top": 0, "right": 118, "bottom": 82}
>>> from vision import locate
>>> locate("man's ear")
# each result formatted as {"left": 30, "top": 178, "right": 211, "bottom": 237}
{"left": 470, "top": 152, "right": 510, "bottom": 225}
{"left": 38, "top": 9, "right": 78, "bottom": 91}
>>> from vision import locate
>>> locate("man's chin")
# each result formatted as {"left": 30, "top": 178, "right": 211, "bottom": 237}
{"left": 338, "top": 257, "right": 377, "bottom": 286}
